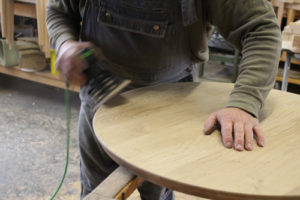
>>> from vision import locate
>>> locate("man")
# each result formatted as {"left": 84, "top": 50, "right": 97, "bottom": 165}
{"left": 46, "top": 0, "right": 281, "bottom": 199}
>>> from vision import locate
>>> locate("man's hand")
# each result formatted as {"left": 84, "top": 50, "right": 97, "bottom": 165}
{"left": 56, "top": 40, "right": 101, "bottom": 86}
{"left": 204, "top": 107, "right": 265, "bottom": 151}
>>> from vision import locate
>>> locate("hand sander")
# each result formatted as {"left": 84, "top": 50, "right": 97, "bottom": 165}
{"left": 79, "top": 48, "right": 131, "bottom": 111}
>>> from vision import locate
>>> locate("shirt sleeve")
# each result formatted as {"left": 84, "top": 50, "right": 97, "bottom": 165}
{"left": 203, "top": 0, "right": 281, "bottom": 117}
{"left": 46, "top": 0, "right": 82, "bottom": 53}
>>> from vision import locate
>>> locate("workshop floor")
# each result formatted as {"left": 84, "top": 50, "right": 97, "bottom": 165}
{"left": 0, "top": 62, "right": 298, "bottom": 200}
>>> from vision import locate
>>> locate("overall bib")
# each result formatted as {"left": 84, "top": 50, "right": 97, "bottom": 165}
{"left": 78, "top": 0, "right": 198, "bottom": 199}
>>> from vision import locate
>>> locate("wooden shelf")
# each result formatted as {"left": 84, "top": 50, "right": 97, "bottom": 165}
{"left": 14, "top": 2, "right": 36, "bottom": 18}
{"left": 276, "top": 75, "right": 300, "bottom": 85}
{"left": 0, "top": 66, "right": 80, "bottom": 92}
{"left": 280, "top": 51, "right": 300, "bottom": 64}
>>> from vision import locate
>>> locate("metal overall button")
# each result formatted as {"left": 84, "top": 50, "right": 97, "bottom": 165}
{"left": 97, "top": 1, "right": 169, "bottom": 38}
{"left": 105, "top": 12, "right": 112, "bottom": 22}
{"left": 153, "top": 25, "right": 160, "bottom": 31}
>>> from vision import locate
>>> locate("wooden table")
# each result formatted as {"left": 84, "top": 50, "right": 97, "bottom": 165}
{"left": 92, "top": 81, "right": 300, "bottom": 200}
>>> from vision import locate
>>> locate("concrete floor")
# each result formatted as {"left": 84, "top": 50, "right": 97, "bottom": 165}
{"left": 0, "top": 74, "right": 81, "bottom": 200}
{"left": 1, "top": 62, "right": 298, "bottom": 200}
{"left": 0, "top": 71, "right": 217, "bottom": 200}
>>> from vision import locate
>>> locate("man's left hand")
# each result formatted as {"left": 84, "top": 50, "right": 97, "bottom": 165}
{"left": 203, "top": 107, "right": 265, "bottom": 151}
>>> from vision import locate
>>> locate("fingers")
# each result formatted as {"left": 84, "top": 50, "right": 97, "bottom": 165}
{"left": 204, "top": 112, "right": 217, "bottom": 135}
{"left": 234, "top": 123, "right": 244, "bottom": 151}
{"left": 233, "top": 123, "right": 264, "bottom": 151}
{"left": 221, "top": 121, "right": 233, "bottom": 148}
{"left": 254, "top": 125, "right": 265, "bottom": 147}
{"left": 244, "top": 124, "right": 254, "bottom": 151}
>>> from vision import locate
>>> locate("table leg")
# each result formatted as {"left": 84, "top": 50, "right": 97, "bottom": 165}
{"left": 281, "top": 51, "right": 292, "bottom": 91}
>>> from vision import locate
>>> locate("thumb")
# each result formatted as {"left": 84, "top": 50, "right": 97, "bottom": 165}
{"left": 204, "top": 112, "right": 218, "bottom": 135}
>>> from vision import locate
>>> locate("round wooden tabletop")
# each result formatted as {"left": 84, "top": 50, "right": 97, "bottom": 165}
{"left": 93, "top": 81, "right": 300, "bottom": 200}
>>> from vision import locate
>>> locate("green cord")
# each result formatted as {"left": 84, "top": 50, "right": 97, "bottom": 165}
{"left": 50, "top": 80, "right": 71, "bottom": 200}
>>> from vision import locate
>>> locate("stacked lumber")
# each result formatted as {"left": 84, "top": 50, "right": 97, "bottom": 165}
{"left": 282, "top": 20, "right": 300, "bottom": 52}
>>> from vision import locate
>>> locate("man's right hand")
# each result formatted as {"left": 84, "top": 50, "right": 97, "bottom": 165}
{"left": 56, "top": 40, "right": 95, "bottom": 86}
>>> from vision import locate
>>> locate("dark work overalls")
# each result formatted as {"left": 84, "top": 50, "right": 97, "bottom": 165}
{"left": 78, "top": 0, "right": 199, "bottom": 199}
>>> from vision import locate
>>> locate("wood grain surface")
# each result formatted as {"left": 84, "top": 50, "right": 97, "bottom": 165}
{"left": 93, "top": 81, "right": 300, "bottom": 200}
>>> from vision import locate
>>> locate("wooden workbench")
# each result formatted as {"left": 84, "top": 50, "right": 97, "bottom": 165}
{"left": 93, "top": 81, "right": 300, "bottom": 200}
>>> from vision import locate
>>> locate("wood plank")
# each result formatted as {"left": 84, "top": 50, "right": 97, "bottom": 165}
{"left": 115, "top": 177, "right": 144, "bottom": 200}
{"left": 276, "top": 75, "right": 300, "bottom": 84}
{"left": 83, "top": 166, "right": 137, "bottom": 200}
{"left": 0, "top": 66, "right": 80, "bottom": 92}
{"left": 14, "top": 2, "right": 36, "bottom": 18}
{"left": 280, "top": 50, "right": 300, "bottom": 64}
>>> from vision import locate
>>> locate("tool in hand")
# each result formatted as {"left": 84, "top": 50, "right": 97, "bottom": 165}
{"left": 79, "top": 48, "right": 131, "bottom": 112}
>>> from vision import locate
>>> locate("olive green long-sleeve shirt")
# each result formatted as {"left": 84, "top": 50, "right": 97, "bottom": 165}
{"left": 46, "top": 0, "right": 281, "bottom": 117}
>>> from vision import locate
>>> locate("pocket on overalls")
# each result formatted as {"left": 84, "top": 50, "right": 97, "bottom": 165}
{"left": 97, "top": 1, "right": 169, "bottom": 39}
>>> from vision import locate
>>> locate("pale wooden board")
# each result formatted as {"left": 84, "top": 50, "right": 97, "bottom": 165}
{"left": 84, "top": 167, "right": 136, "bottom": 200}
{"left": 93, "top": 81, "right": 300, "bottom": 200}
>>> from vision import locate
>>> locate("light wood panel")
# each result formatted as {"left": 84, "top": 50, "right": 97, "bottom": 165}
{"left": 84, "top": 167, "right": 140, "bottom": 200}
{"left": 276, "top": 75, "right": 300, "bottom": 84}
{"left": 93, "top": 81, "right": 300, "bottom": 200}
